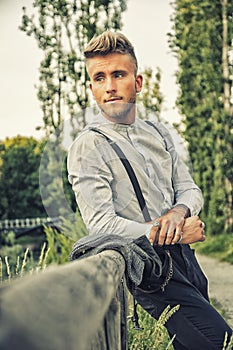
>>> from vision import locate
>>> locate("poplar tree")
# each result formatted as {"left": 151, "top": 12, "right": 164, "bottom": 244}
{"left": 137, "top": 67, "right": 164, "bottom": 119}
{"left": 169, "top": 0, "right": 233, "bottom": 234}
{"left": 19, "top": 0, "right": 127, "bottom": 139}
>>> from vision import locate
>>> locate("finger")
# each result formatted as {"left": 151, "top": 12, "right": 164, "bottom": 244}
{"left": 171, "top": 227, "right": 183, "bottom": 245}
{"left": 148, "top": 230, "right": 156, "bottom": 245}
{"left": 149, "top": 228, "right": 160, "bottom": 245}
{"left": 165, "top": 230, "right": 175, "bottom": 245}
{"left": 149, "top": 221, "right": 160, "bottom": 245}
{"left": 198, "top": 221, "right": 205, "bottom": 236}
{"left": 157, "top": 223, "right": 169, "bottom": 246}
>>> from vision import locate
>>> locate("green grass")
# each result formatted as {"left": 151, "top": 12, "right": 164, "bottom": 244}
{"left": 193, "top": 233, "right": 233, "bottom": 264}
{"left": 127, "top": 300, "right": 177, "bottom": 350}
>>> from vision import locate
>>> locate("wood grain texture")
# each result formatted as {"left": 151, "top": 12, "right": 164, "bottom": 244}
{"left": 0, "top": 250, "right": 127, "bottom": 350}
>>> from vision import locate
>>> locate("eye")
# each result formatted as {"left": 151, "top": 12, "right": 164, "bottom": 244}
{"left": 93, "top": 73, "right": 105, "bottom": 82}
{"left": 95, "top": 76, "right": 104, "bottom": 82}
{"left": 114, "top": 72, "right": 124, "bottom": 78}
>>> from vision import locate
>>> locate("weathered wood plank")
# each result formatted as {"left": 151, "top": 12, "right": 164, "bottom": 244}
{"left": 0, "top": 250, "right": 126, "bottom": 350}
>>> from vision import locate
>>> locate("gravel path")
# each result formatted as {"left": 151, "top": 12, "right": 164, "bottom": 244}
{"left": 197, "top": 254, "right": 233, "bottom": 328}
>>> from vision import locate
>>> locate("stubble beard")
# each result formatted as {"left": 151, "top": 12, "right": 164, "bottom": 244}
{"left": 99, "top": 99, "right": 136, "bottom": 122}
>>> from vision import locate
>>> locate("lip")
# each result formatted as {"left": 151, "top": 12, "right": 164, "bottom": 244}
{"left": 105, "top": 97, "right": 123, "bottom": 103}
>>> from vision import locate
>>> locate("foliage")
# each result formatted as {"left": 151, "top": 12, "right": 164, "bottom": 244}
{"left": 39, "top": 138, "right": 72, "bottom": 218}
{"left": 193, "top": 234, "right": 233, "bottom": 264}
{"left": 19, "top": 0, "right": 127, "bottom": 139}
{"left": 137, "top": 67, "right": 164, "bottom": 120}
{"left": 0, "top": 208, "right": 87, "bottom": 281}
{"left": 128, "top": 301, "right": 178, "bottom": 349}
{"left": 59, "top": 210, "right": 88, "bottom": 241}
{"left": 18, "top": 0, "right": 128, "bottom": 225}
{"left": 0, "top": 231, "right": 49, "bottom": 282}
{"left": 0, "top": 243, "right": 25, "bottom": 281}
{"left": 0, "top": 136, "right": 46, "bottom": 219}
{"left": 43, "top": 226, "right": 74, "bottom": 264}
{"left": 211, "top": 298, "right": 230, "bottom": 322}
{"left": 222, "top": 332, "right": 233, "bottom": 350}
{"left": 42, "top": 210, "right": 88, "bottom": 264}
{"left": 169, "top": 0, "right": 233, "bottom": 235}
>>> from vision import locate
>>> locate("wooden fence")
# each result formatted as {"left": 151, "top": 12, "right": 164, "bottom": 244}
{"left": 0, "top": 250, "right": 128, "bottom": 350}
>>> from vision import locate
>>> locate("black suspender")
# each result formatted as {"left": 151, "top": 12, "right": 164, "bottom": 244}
{"left": 145, "top": 120, "right": 168, "bottom": 150}
{"left": 90, "top": 128, "right": 152, "bottom": 222}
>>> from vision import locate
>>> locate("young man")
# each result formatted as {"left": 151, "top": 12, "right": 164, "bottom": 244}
{"left": 67, "top": 31, "right": 232, "bottom": 349}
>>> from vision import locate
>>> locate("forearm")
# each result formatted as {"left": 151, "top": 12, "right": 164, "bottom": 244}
{"left": 174, "top": 187, "right": 203, "bottom": 216}
{"left": 75, "top": 188, "right": 149, "bottom": 239}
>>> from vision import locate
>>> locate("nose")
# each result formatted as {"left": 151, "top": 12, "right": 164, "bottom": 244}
{"left": 105, "top": 77, "right": 117, "bottom": 94}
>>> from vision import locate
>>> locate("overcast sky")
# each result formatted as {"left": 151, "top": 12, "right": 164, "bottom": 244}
{"left": 0, "top": 0, "right": 179, "bottom": 140}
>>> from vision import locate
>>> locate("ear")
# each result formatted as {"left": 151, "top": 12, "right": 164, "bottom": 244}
{"left": 135, "top": 74, "right": 143, "bottom": 93}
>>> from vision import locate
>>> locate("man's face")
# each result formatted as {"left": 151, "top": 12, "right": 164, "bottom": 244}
{"left": 86, "top": 53, "right": 143, "bottom": 124}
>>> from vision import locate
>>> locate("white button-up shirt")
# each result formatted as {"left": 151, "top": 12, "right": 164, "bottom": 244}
{"left": 67, "top": 113, "right": 203, "bottom": 239}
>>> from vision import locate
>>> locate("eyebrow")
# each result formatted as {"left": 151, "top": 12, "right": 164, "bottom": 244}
{"left": 93, "top": 70, "right": 127, "bottom": 80}
{"left": 112, "top": 69, "right": 127, "bottom": 76}
{"left": 93, "top": 72, "right": 105, "bottom": 80}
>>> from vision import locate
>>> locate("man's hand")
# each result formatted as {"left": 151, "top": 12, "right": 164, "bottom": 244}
{"left": 180, "top": 216, "right": 206, "bottom": 244}
{"left": 149, "top": 205, "right": 188, "bottom": 246}
{"left": 149, "top": 214, "right": 205, "bottom": 246}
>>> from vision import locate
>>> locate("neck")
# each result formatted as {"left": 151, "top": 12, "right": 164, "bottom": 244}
{"left": 101, "top": 104, "right": 136, "bottom": 125}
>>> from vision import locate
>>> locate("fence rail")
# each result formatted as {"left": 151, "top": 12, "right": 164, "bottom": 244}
{"left": 0, "top": 250, "right": 127, "bottom": 350}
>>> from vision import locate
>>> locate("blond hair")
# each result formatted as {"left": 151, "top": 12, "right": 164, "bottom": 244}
{"left": 84, "top": 31, "right": 138, "bottom": 72}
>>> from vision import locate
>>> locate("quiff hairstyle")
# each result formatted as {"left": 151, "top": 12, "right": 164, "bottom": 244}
{"left": 84, "top": 31, "right": 138, "bottom": 73}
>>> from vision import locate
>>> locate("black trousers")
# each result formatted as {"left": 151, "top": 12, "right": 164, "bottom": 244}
{"left": 135, "top": 244, "right": 232, "bottom": 350}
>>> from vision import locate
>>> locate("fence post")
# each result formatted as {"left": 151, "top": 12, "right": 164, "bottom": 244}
{"left": 0, "top": 250, "right": 127, "bottom": 350}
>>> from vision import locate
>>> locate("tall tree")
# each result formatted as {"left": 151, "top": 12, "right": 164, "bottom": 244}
{"left": 19, "top": 1, "right": 127, "bottom": 220}
{"left": 19, "top": 0, "right": 127, "bottom": 140}
{"left": 221, "top": 0, "right": 233, "bottom": 231}
{"left": 137, "top": 67, "right": 164, "bottom": 120}
{"left": 169, "top": 0, "right": 233, "bottom": 234}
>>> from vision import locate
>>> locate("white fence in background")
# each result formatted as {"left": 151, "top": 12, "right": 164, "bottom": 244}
{"left": 0, "top": 217, "right": 60, "bottom": 232}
